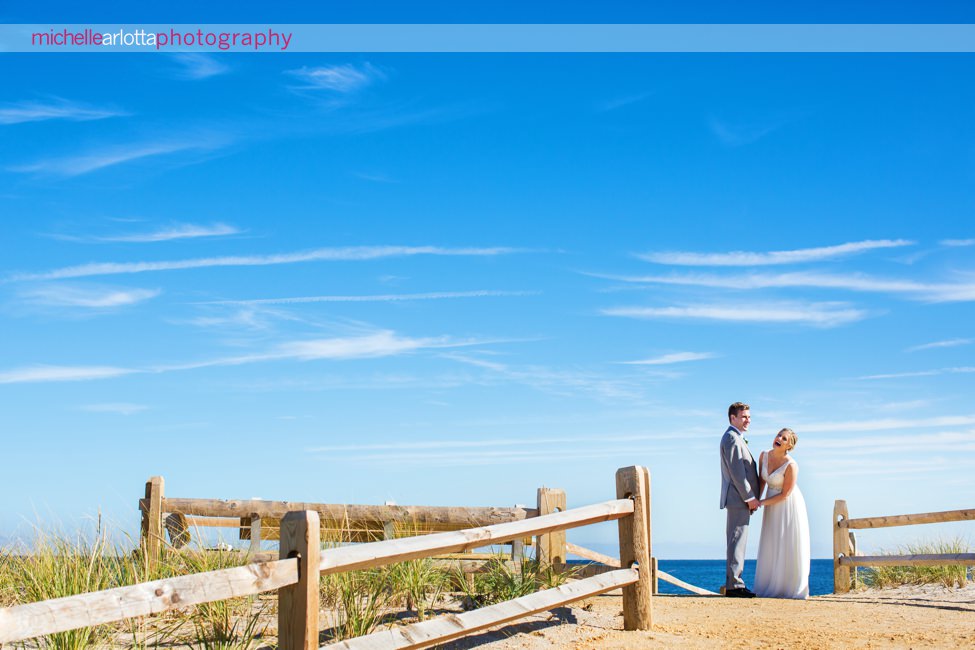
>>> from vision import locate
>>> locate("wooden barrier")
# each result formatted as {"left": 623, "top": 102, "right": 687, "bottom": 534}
{"left": 143, "top": 483, "right": 541, "bottom": 557}
{"left": 565, "top": 542, "right": 716, "bottom": 596}
{"left": 0, "top": 466, "right": 656, "bottom": 648}
{"left": 833, "top": 500, "right": 975, "bottom": 593}
{"left": 323, "top": 569, "right": 640, "bottom": 650}
{"left": 616, "top": 466, "right": 652, "bottom": 630}
{"left": 536, "top": 487, "right": 567, "bottom": 566}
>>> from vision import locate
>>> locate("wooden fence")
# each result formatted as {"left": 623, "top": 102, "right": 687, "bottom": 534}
{"left": 0, "top": 466, "right": 653, "bottom": 649}
{"left": 833, "top": 499, "right": 975, "bottom": 593}
{"left": 140, "top": 476, "right": 565, "bottom": 569}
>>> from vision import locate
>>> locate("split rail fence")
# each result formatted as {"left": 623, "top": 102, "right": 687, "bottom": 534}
{"left": 832, "top": 499, "right": 975, "bottom": 593}
{"left": 140, "top": 476, "right": 569, "bottom": 572}
{"left": 0, "top": 466, "right": 654, "bottom": 649}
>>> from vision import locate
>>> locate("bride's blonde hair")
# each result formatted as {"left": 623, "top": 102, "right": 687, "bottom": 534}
{"left": 779, "top": 428, "right": 798, "bottom": 450}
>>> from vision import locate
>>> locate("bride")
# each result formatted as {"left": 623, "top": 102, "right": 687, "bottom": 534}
{"left": 754, "top": 428, "right": 810, "bottom": 599}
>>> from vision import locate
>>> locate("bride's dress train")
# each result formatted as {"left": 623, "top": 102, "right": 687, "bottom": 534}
{"left": 754, "top": 454, "right": 810, "bottom": 599}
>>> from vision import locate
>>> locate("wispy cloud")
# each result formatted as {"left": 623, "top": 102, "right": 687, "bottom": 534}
{"left": 0, "top": 331, "right": 490, "bottom": 384}
{"left": 97, "top": 222, "right": 241, "bottom": 243}
{"left": 11, "top": 245, "right": 519, "bottom": 281}
{"left": 353, "top": 171, "right": 400, "bottom": 183}
{"left": 810, "top": 456, "right": 972, "bottom": 478}
{"left": 907, "top": 338, "right": 972, "bottom": 353}
{"left": 596, "top": 91, "right": 652, "bottom": 112}
{"left": 170, "top": 54, "right": 230, "bottom": 80}
{"left": 156, "top": 331, "right": 488, "bottom": 371}
{"left": 9, "top": 135, "right": 229, "bottom": 177}
{"left": 306, "top": 431, "right": 688, "bottom": 465}
{"left": 602, "top": 302, "right": 868, "bottom": 327}
{"left": 285, "top": 63, "right": 385, "bottom": 93}
{"left": 0, "top": 365, "right": 136, "bottom": 384}
{"left": 857, "top": 367, "right": 975, "bottom": 380}
{"left": 941, "top": 238, "right": 975, "bottom": 247}
{"left": 0, "top": 97, "right": 126, "bottom": 125}
{"left": 445, "top": 353, "right": 645, "bottom": 400}
{"left": 620, "top": 352, "right": 716, "bottom": 365}
{"left": 81, "top": 402, "right": 149, "bottom": 415}
{"left": 20, "top": 284, "right": 160, "bottom": 308}
{"left": 797, "top": 414, "right": 975, "bottom": 433}
{"left": 708, "top": 115, "right": 788, "bottom": 146}
{"left": 636, "top": 239, "right": 913, "bottom": 266}
{"left": 804, "top": 431, "right": 975, "bottom": 452}
{"left": 200, "top": 290, "right": 538, "bottom": 306}
{"left": 589, "top": 269, "right": 975, "bottom": 302}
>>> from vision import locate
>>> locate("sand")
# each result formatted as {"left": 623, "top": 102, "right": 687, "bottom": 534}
{"left": 437, "top": 584, "right": 975, "bottom": 649}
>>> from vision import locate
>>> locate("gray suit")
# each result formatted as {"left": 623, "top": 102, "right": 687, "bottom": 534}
{"left": 719, "top": 425, "right": 759, "bottom": 590}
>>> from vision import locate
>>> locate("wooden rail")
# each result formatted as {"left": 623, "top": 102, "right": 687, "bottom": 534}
{"left": 0, "top": 559, "right": 299, "bottom": 643}
{"left": 839, "top": 553, "right": 975, "bottom": 567}
{"left": 839, "top": 508, "right": 975, "bottom": 530}
{"left": 323, "top": 568, "right": 640, "bottom": 650}
{"left": 565, "top": 542, "right": 717, "bottom": 596}
{"left": 833, "top": 499, "right": 975, "bottom": 593}
{"left": 158, "top": 498, "right": 537, "bottom": 526}
{"left": 317, "top": 500, "right": 634, "bottom": 574}
{"left": 141, "top": 478, "right": 547, "bottom": 561}
{"left": 0, "top": 466, "right": 654, "bottom": 648}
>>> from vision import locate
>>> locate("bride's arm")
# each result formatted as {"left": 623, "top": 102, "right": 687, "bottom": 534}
{"left": 759, "top": 463, "right": 797, "bottom": 507}
{"left": 757, "top": 452, "right": 766, "bottom": 502}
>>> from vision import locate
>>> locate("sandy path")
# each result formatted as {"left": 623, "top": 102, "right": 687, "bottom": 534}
{"left": 438, "top": 584, "right": 975, "bottom": 649}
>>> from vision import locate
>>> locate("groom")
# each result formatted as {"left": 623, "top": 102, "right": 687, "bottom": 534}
{"left": 719, "top": 401, "right": 760, "bottom": 598}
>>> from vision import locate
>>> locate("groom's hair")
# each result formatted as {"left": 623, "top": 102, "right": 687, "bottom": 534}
{"left": 728, "top": 402, "right": 750, "bottom": 421}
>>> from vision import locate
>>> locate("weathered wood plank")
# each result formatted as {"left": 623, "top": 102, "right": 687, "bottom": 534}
{"left": 651, "top": 557, "right": 659, "bottom": 595}
{"left": 162, "top": 498, "right": 537, "bottom": 527}
{"left": 318, "top": 499, "right": 634, "bottom": 575}
{"left": 279, "top": 511, "right": 320, "bottom": 650}
{"left": 564, "top": 544, "right": 715, "bottom": 595}
{"left": 566, "top": 542, "right": 621, "bottom": 568}
{"left": 0, "top": 559, "right": 298, "bottom": 644}
{"left": 140, "top": 477, "right": 164, "bottom": 569}
{"left": 656, "top": 570, "right": 718, "bottom": 596}
{"left": 839, "top": 553, "right": 975, "bottom": 567}
{"left": 323, "top": 568, "right": 640, "bottom": 650}
{"left": 840, "top": 508, "right": 975, "bottom": 530}
{"left": 184, "top": 516, "right": 242, "bottom": 528}
{"left": 615, "top": 466, "right": 652, "bottom": 630}
{"left": 165, "top": 513, "right": 190, "bottom": 549}
{"left": 536, "top": 488, "right": 567, "bottom": 566}
{"left": 833, "top": 500, "right": 852, "bottom": 594}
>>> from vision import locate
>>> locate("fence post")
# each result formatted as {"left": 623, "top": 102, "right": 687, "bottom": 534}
{"left": 140, "top": 476, "right": 164, "bottom": 572}
{"left": 651, "top": 557, "right": 659, "bottom": 595}
{"left": 279, "top": 510, "right": 321, "bottom": 650}
{"left": 536, "top": 488, "right": 567, "bottom": 567}
{"left": 249, "top": 515, "right": 262, "bottom": 554}
{"left": 616, "top": 466, "right": 652, "bottom": 630}
{"left": 833, "top": 500, "right": 852, "bottom": 594}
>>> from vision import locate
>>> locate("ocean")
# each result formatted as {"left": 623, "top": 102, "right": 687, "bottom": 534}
{"left": 654, "top": 558, "right": 834, "bottom": 596}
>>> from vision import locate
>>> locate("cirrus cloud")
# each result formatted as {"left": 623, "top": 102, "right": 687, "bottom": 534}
{"left": 637, "top": 239, "right": 913, "bottom": 266}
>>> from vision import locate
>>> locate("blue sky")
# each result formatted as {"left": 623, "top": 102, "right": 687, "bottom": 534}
{"left": 2, "top": 5, "right": 974, "bottom": 559}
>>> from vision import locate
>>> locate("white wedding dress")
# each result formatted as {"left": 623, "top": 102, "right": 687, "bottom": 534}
{"left": 754, "top": 454, "right": 810, "bottom": 599}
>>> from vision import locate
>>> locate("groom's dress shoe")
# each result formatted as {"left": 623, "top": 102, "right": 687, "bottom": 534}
{"left": 725, "top": 587, "right": 757, "bottom": 598}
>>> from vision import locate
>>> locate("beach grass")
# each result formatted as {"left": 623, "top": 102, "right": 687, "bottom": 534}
{"left": 457, "top": 554, "right": 572, "bottom": 609}
{"left": 0, "top": 524, "right": 551, "bottom": 648}
{"left": 861, "top": 537, "right": 971, "bottom": 588}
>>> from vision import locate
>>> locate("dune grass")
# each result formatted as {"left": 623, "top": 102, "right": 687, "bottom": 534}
{"left": 1, "top": 525, "right": 559, "bottom": 648}
{"left": 861, "top": 538, "right": 972, "bottom": 588}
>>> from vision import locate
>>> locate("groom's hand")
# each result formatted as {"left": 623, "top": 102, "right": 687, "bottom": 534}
{"left": 746, "top": 498, "right": 759, "bottom": 512}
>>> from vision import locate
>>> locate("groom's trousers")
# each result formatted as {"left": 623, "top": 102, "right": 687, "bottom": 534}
{"left": 725, "top": 499, "right": 751, "bottom": 589}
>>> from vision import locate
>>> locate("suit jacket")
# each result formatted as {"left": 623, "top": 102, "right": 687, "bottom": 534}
{"left": 719, "top": 425, "right": 759, "bottom": 509}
